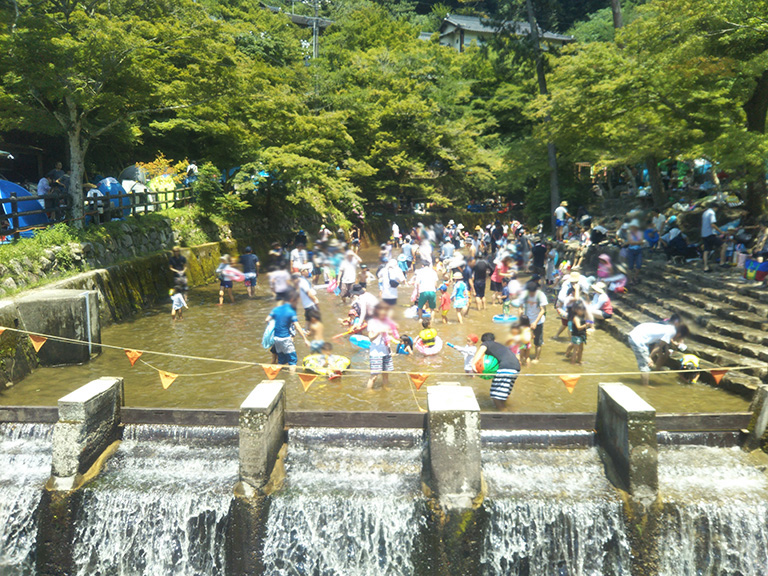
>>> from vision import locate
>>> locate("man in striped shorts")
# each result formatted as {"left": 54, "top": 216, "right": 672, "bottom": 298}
{"left": 472, "top": 332, "right": 521, "bottom": 411}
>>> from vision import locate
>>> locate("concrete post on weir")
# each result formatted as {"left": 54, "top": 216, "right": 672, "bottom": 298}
{"left": 50, "top": 376, "right": 124, "bottom": 491}
{"left": 426, "top": 383, "right": 483, "bottom": 509}
{"left": 37, "top": 377, "right": 124, "bottom": 576}
{"left": 238, "top": 380, "right": 286, "bottom": 492}
{"left": 746, "top": 384, "right": 768, "bottom": 451}
{"left": 228, "top": 380, "right": 286, "bottom": 576}
{"left": 417, "top": 384, "right": 487, "bottom": 576}
{"left": 596, "top": 382, "right": 660, "bottom": 576}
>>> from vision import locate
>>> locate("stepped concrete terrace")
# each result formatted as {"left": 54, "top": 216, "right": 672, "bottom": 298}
{"left": 604, "top": 259, "right": 768, "bottom": 398}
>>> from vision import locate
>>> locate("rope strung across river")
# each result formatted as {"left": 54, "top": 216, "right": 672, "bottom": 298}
{"left": 0, "top": 325, "right": 757, "bottom": 380}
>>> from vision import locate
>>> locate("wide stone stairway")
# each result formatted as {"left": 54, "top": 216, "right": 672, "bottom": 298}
{"left": 603, "top": 262, "right": 768, "bottom": 397}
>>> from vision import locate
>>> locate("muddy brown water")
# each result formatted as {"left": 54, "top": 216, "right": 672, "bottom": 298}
{"left": 0, "top": 249, "right": 749, "bottom": 414}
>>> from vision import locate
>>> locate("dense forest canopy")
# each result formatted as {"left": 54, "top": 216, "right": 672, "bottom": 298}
{"left": 1, "top": 0, "right": 768, "bottom": 227}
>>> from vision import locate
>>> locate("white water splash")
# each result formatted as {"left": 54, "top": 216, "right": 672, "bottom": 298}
{"left": 659, "top": 446, "right": 768, "bottom": 575}
{"left": 0, "top": 423, "right": 52, "bottom": 576}
{"left": 481, "top": 447, "right": 630, "bottom": 576}
{"left": 72, "top": 424, "right": 237, "bottom": 576}
{"left": 262, "top": 428, "right": 424, "bottom": 576}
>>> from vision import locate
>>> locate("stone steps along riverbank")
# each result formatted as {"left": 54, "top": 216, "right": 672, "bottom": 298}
{"left": 6, "top": 376, "right": 768, "bottom": 576}
{"left": 0, "top": 237, "right": 244, "bottom": 389}
{"left": 605, "top": 261, "right": 768, "bottom": 397}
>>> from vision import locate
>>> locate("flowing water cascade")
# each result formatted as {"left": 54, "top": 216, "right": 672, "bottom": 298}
{"left": 481, "top": 434, "right": 630, "bottom": 576}
{"left": 0, "top": 423, "right": 52, "bottom": 576}
{"left": 71, "top": 424, "right": 238, "bottom": 576}
{"left": 659, "top": 446, "right": 768, "bottom": 575}
{"left": 262, "top": 427, "right": 424, "bottom": 576}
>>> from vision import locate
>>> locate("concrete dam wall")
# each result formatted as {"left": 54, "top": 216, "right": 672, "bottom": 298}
{"left": 2, "top": 378, "right": 768, "bottom": 575}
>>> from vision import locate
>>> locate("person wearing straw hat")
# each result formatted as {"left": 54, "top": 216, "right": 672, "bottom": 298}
{"left": 554, "top": 201, "right": 570, "bottom": 242}
{"left": 589, "top": 282, "right": 613, "bottom": 320}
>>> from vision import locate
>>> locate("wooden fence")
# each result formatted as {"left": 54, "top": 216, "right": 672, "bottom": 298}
{"left": 0, "top": 187, "right": 194, "bottom": 241}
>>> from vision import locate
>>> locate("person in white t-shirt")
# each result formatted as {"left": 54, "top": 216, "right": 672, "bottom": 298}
{"left": 379, "top": 260, "right": 406, "bottom": 306}
{"left": 628, "top": 318, "right": 689, "bottom": 384}
{"left": 701, "top": 206, "right": 728, "bottom": 272}
{"left": 554, "top": 201, "right": 571, "bottom": 241}
{"left": 338, "top": 251, "right": 361, "bottom": 302}
{"left": 295, "top": 266, "right": 320, "bottom": 325}
{"left": 290, "top": 245, "right": 308, "bottom": 273}
{"left": 413, "top": 260, "right": 439, "bottom": 320}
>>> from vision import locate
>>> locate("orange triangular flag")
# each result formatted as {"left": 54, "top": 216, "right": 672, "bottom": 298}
{"left": 29, "top": 335, "right": 47, "bottom": 353}
{"left": 262, "top": 364, "right": 282, "bottom": 380}
{"left": 125, "top": 349, "right": 143, "bottom": 367}
{"left": 560, "top": 374, "right": 580, "bottom": 394}
{"left": 0, "top": 327, "right": 6, "bottom": 336}
{"left": 159, "top": 371, "right": 178, "bottom": 389}
{"left": 710, "top": 369, "right": 728, "bottom": 385}
{"left": 409, "top": 373, "right": 429, "bottom": 390}
{"left": 299, "top": 373, "right": 318, "bottom": 392}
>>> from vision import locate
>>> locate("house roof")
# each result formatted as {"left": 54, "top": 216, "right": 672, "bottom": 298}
{"left": 261, "top": 3, "right": 333, "bottom": 29}
{"left": 439, "top": 14, "right": 574, "bottom": 43}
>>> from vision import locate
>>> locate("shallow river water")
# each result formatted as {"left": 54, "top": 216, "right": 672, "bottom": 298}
{"left": 0, "top": 250, "right": 749, "bottom": 413}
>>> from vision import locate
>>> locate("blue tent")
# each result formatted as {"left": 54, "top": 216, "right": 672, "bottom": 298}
{"left": 97, "top": 177, "right": 131, "bottom": 218}
{"left": 0, "top": 179, "right": 49, "bottom": 238}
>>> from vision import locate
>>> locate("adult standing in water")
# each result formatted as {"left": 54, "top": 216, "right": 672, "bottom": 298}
{"left": 169, "top": 246, "right": 188, "bottom": 291}
{"left": 379, "top": 258, "right": 405, "bottom": 306}
{"left": 471, "top": 255, "right": 492, "bottom": 311}
{"left": 267, "top": 290, "right": 310, "bottom": 371}
{"left": 339, "top": 250, "right": 361, "bottom": 302}
{"left": 295, "top": 265, "right": 320, "bottom": 326}
{"left": 413, "top": 260, "right": 439, "bottom": 320}
{"left": 517, "top": 280, "right": 548, "bottom": 364}
{"left": 239, "top": 246, "right": 260, "bottom": 298}
{"left": 472, "top": 332, "right": 520, "bottom": 411}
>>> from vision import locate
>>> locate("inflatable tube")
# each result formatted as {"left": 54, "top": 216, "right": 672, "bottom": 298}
{"left": 223, "top": 265, "right": 245, "bottom": 282}
{"left": 473, "top": 354, "right": 499, "bottom": 380}
{"left": 302, "top": 354, "right": 351, "bottom": 377}
{"left": 349, "top": 335, "right": 371, "bottom": 350}
{"left": 415, "top": 336, "right": 443, "bottom": 356}
{"left": 262, "top": 319, "right": 275, "bottom": 350}
{"left": 404, "top": 306, "right": 431, "bottom": 320}
{"left": 492, "top": 315, "right": 518, "bottom": 324}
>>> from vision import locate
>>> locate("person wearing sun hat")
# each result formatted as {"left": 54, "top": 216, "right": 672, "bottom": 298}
{"left": 589, "top": 281, "right": 613, "bottom": 320}
{"left": 451, "top": 270, "right": 470, "bottom": 323}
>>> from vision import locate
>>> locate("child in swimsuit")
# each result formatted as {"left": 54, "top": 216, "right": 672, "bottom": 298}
{"left": 419, "top": 318, "right": 438, "bottom": 348}
{"left": 397, "top": 335, "right": 414, "bottom": 355}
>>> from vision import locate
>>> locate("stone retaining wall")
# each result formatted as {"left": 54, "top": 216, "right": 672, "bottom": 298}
{"left": 0, "top": 236, "right": 242, "bottom": 390}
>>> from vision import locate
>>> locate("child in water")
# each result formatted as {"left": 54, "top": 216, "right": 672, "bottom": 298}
{"left": 216, "top": 255, "right": 236, "bottom": 305}
{"left": 397, "top": 335, "right": 414, "bottom": 355}
{"left": 451, "top": 272, "right": 469, "bottom": 324}
{"left": 171, "top": 287, "right": 188, "bottom": 321}
{"left": 448, "top": 333, "right": 479, "bottom": 373}
{"left": 567, "top": 301, "right": 588, "bottom": 365}
{"left": 439, "top": 284, "right": 451, "bottom": 324}
{"left": 517, "top": 317, "right": 533, "bottom": 366}
{"left": 419, "top": 318, "right": 438, "bottom": 349}
{"left": 307, "top": 308, "right": 324, "bottom": 353}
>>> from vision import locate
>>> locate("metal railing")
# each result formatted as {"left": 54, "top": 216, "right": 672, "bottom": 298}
{"left": 0, "top": 187, "right": 193, "bottom": 241}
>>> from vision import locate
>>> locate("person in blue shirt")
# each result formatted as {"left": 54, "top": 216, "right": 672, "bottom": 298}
{"left": 239, "top": 246, "right": 260, "bottom": 298}
{"left": 266, "top": 291, "right": 310, "bottom": 369}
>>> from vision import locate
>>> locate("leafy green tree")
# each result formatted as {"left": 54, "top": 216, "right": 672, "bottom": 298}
{"left": 0, "top": 0, "right": 239, "bottom": 225}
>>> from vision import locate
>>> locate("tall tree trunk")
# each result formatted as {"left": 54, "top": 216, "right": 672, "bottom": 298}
{"left": 610, "top": 0, "right": 623, "bottom": 30}
{"left": 524, "top": 0, "right": 560, "bottom": 232}
{"left": 646, "top": 156, "right": 666, "bottom": 208}
{"left": 67, "top": 125, "right": 86, "bottom": 227}
{"left": 744, "top": 70, "right": 768, "bottom": 220}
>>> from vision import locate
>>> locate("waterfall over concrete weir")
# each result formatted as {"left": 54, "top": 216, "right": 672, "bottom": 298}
{"left": 71, "top": 424, "right": 238, "bottom": 576}
{"left": 262, "top": 427, "right": 424, "bottom": 576}
{"left": 481, "top": 433, "right": 631, "bottom": 576}
{"left": 0, "top": 423, "right": 51, "bottom": 576}
{"left": 659, "top": 446, "right": 768, "bottom": 575}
